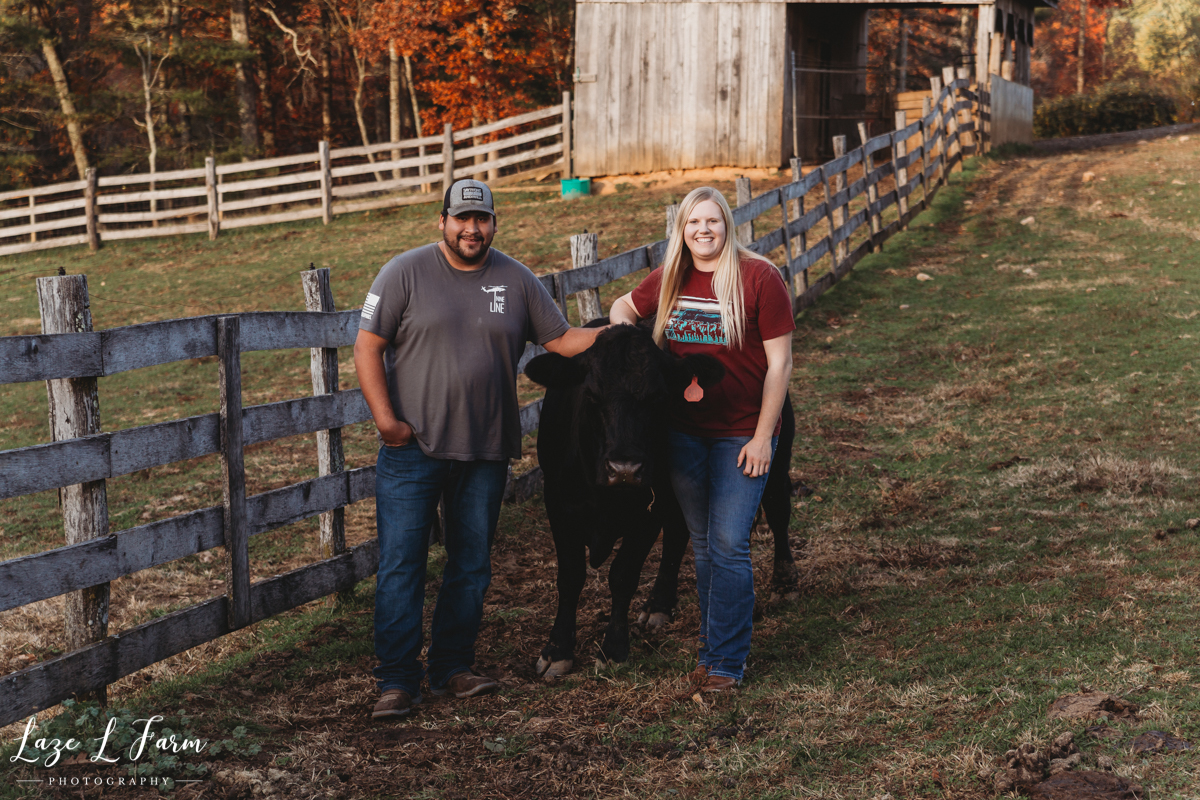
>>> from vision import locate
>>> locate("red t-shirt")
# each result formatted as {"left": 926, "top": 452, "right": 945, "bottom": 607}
{"left": 630, "top": 257, "right": 796, "bottom": 437}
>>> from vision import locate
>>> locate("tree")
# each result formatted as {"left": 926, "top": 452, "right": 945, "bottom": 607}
{"left": 2, "top": 0, "right": 93, "bottom": 179}
{"left": 1032, "top": 0, "right": 1132, "bottom": 99}
{"left": 0, "top": 0, "right": 576, "bottom": 190}
{"left": 107, "top": 2, "right": 177, "bottom": 175}
{"left": 230, "top": 0, "right": 259, "bottom": 157}
{"left": 868, "top": 8, "right": 966, "bottom": 98}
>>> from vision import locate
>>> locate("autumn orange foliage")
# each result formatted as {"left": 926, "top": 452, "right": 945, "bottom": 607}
{"left": 0, "top": 0, "right": 574, "bottom": 187}
{"left": 1031, "top": 0, "right": 1136, "bottom": 99}
{"left": 867, "top": 8, "right": 973, "bottom": 98}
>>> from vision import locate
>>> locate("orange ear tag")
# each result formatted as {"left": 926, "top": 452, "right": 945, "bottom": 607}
{"left": 684, "top": 376, "right": 704, "bottom": 403}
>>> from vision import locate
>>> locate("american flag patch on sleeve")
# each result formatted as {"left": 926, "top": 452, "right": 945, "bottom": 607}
{"left": 362, "top": 292, "right": 381, "bottom": 321}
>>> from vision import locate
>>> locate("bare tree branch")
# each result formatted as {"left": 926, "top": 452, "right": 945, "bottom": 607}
{"left": 258, "top": 3, "right": 318, "bottom": 73}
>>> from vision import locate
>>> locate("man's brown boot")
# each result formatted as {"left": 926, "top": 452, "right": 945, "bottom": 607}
{"left": 699, "top": 674, "right": 739, "bottom": 693}
{"left": 430, "top": 671, "right": 499, "bottom": 699}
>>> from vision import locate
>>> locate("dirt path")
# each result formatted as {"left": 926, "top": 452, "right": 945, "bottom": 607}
{"left": 1032, "top": 122, "right": 1198, "bottom": 154}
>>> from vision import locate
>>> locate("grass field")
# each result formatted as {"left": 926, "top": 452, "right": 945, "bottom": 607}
{"left": 3, "top": 134, "right": 1200, "bottom": 799}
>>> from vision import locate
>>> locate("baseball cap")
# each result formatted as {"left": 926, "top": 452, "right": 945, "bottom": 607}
{"left": 442, "top": 179, "right": 495, "bottom": 218}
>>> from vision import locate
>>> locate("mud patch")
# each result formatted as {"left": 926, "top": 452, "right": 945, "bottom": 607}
{"left": 1030, "top": 771, "right": 1144, "bottom": 800}
{"left": 991, "top": 732, "right": 1082, "bottom": 792}
{"left": 1048, "top": 691, "right": 1140, "bottom": 722}
{"left": 1127, "top": 730, "right": 1191, "bottom": 754}
{"left": 1085, "top": 724, "right": 1123, "bottom": 741}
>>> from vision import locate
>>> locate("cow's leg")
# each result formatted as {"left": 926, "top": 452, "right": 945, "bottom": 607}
{"left": 637, "top": 494, "right": 688, "bottom": 629}
{"left": 536, "top": 510, "right": 586, "bottom": 680}
{"left": 598, "top": 518, "right": 660, "bottom": 665}
{"left": 764, "top": 394, "right": 801, "bottom": 593}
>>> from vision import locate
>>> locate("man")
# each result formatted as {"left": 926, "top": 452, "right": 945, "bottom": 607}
{"left": 354, "top": 179, "right": 603, "bottom": 719}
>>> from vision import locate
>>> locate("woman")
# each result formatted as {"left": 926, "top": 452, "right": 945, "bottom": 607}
{"left": 610, "top": 186, "right": 794, "bottom": 692}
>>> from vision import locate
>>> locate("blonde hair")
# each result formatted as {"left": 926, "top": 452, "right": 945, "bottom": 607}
{"left": 652, "top": 187, "right": 771, "bottom": 349}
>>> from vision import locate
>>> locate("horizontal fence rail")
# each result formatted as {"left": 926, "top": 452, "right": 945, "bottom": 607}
{"left": 0, "top": 69, "right": 985, "bottom": 727}
{"left": 0, "top": 94, "right": 575, "bottom": 258}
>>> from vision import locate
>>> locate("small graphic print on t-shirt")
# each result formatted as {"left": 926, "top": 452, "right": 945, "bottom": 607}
{"left": 666, "top": 295, "right": 726, "bottom": 345}
{"left": 482, "top": 285, "right": 507, "bottom": 314}
{"left": 362, "top": 292, "right": 381, "bottom": 321}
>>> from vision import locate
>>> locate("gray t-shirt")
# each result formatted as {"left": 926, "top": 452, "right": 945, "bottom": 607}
{"left": 359, "top": 243, "right": 569, "bottom": 461}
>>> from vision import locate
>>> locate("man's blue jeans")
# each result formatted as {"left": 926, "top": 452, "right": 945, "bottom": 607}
{"left": 668, "top": 430, "right": 776, "bottom": 682}
{"left": 372, "top": 442, "right": 507, "bottom": 696}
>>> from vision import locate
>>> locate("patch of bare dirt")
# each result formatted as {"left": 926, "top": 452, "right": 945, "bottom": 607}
{"left": 994, "top": 453, "right": 1189, "bottom": 499}
{"left": 1126, "top": 730, "right": 1192, "bottom": 754}
{"left": 1048, "top": 691, "right": 1140, "bottom": 722}
{"left": 991, "top": 733, "right": 1081, "bottom": 793}
{"left": 800, "top": 533, "right": 970, "bottom": 594}
{"left": 1030, "top": 771, "right": 1145, "bottom": 800}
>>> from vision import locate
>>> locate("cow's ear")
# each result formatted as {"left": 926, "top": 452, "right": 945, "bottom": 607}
{"left": 671, "top": 354, "right": 725, "bottom": 390}
{"left": 524, "top": 353, "right": 586, "bottom": 388}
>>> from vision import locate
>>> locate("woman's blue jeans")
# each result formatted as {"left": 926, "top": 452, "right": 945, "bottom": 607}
{"left": 372, "top": 442, "right": 507, "bottom": 696}
{"left": 668, "top": 430, "right": 776, "bottom": 681}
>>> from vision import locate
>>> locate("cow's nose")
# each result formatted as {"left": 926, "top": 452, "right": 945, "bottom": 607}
{"left": 605, "top": 460, "right": 644, "bottom": 486}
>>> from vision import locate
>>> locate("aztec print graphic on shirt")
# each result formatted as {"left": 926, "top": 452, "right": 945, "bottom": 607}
{"left": 665, "top": 295, "right": 727, "bottom": 346}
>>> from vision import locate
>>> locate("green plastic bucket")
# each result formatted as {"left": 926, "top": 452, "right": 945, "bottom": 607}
{"left": 561, "top": 178, "right": 591, "bottom": 199}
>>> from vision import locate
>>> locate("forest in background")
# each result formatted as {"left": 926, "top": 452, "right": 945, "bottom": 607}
{"left": 867, "top": 0, "right": 1199, "bottom": 109}
{"left": 0, "top": 0, "right": 572, "bottom": 190}
{"left": 2, "top": 0, "right": 1198, "bottom": 193}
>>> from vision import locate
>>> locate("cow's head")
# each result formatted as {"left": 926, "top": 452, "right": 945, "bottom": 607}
{"left": 526, "top": 323, "right": 724, "bottom": 489}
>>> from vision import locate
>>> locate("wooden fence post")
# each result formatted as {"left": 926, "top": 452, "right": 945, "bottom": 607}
{"left": 820, "top": 165, "right": 838, "bottom": 270}
{"left": 473, "top": 120, "right": 486, "bottom": 182}
{"left": 206, "top": 157, "right": 220, "bottom": 240}
{"left": 831, "top": 135, "right": 847, "bottom": 264}
{"left": 562, "top": 90, "right": 573, "bottom": 180}
{"left": 735, "top": 176, "right": 753, "bottom": 246}
{"left": 419, "top": 142, "right": 430, "bottom": 195}
{"left": 665, "top": 203, "right": 680, "bottom": 241}
{"left": 570, "top": 233, "right": 602, "bottom": 323}
{"left": 956, "top": 66, "right": 976, "bottom": 159}
{"left": 790, "top": 157, "right": 808, "bottom": 292}
{"left": 929, "top": 76, "right": 944, "bottom": 186}
{"left": 942, "top": 66, "right": 962, "bottom": 173}
{"left": 443, "top": 123, "right": 455, "bottom": 192}
{"left": 318, "top": 142, "right": 332, "bottom": 225}
{"left": 920, "top": 98, "right": 932, "bottom": 206}
{"left": 550, "top": 274, "right": 570, "bottom": 320}
{"left": 301, "top": 268, "right": 346, "bottom": 569}
{"left": 84, "top": 168, "right": 99, "bottom": 252}
{"left": 777, "top": 188, "right": 796, "bottom": 306}
{"left": 37, "top": 273, "right": 109, "bottom": 702}
{"left": 857, "top": 123, "right": 880, "bottom": 252}
{"left": 218, "top": 316, "right": 250, "bottom": 630}
{"left": 893, "top": 111, "right": 909, "bottom": 221}
{"left": 28, "top": 196, "right": 36, "bottom": 244}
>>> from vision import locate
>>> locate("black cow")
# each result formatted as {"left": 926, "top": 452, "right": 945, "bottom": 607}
{"left": 524, "top": 322, "right": 723, "bottom": 678}
{"left": 636, "top": 395, "right": 799, "bottom": 629}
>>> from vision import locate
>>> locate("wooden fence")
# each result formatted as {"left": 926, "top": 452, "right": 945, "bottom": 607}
{"left": 0, "top": 69, "right": 982, "bottom": 728}
{"left": 0, "top": 95, "right": 573, "bottom": 259}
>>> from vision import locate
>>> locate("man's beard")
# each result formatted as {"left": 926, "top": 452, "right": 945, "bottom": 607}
{"left": 444, "top": 230, "right": 491, "bottom": 265}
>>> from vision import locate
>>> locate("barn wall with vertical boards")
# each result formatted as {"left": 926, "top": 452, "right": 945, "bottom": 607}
{"left": 574, "top": 1, "right": 786, "bottom": 176}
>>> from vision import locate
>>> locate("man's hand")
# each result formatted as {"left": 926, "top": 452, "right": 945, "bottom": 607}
{"left": 379, "top": 419, "right": 414, "bottom": 447}
{"left": 355, "top": 329, "right": 416, "bottom": 449}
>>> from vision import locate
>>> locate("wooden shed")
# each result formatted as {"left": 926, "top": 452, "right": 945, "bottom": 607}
{"left": 572, "top": 0, "right": 1041, "bottom": 176}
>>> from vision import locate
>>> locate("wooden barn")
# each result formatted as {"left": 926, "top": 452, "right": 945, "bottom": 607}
{"left": 571, "top": 0, "right": 1040, "bottom": 176}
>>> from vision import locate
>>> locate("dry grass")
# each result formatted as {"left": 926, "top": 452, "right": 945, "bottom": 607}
{"left": 6, "top": 136, "right": 1200, "bottom": 799}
